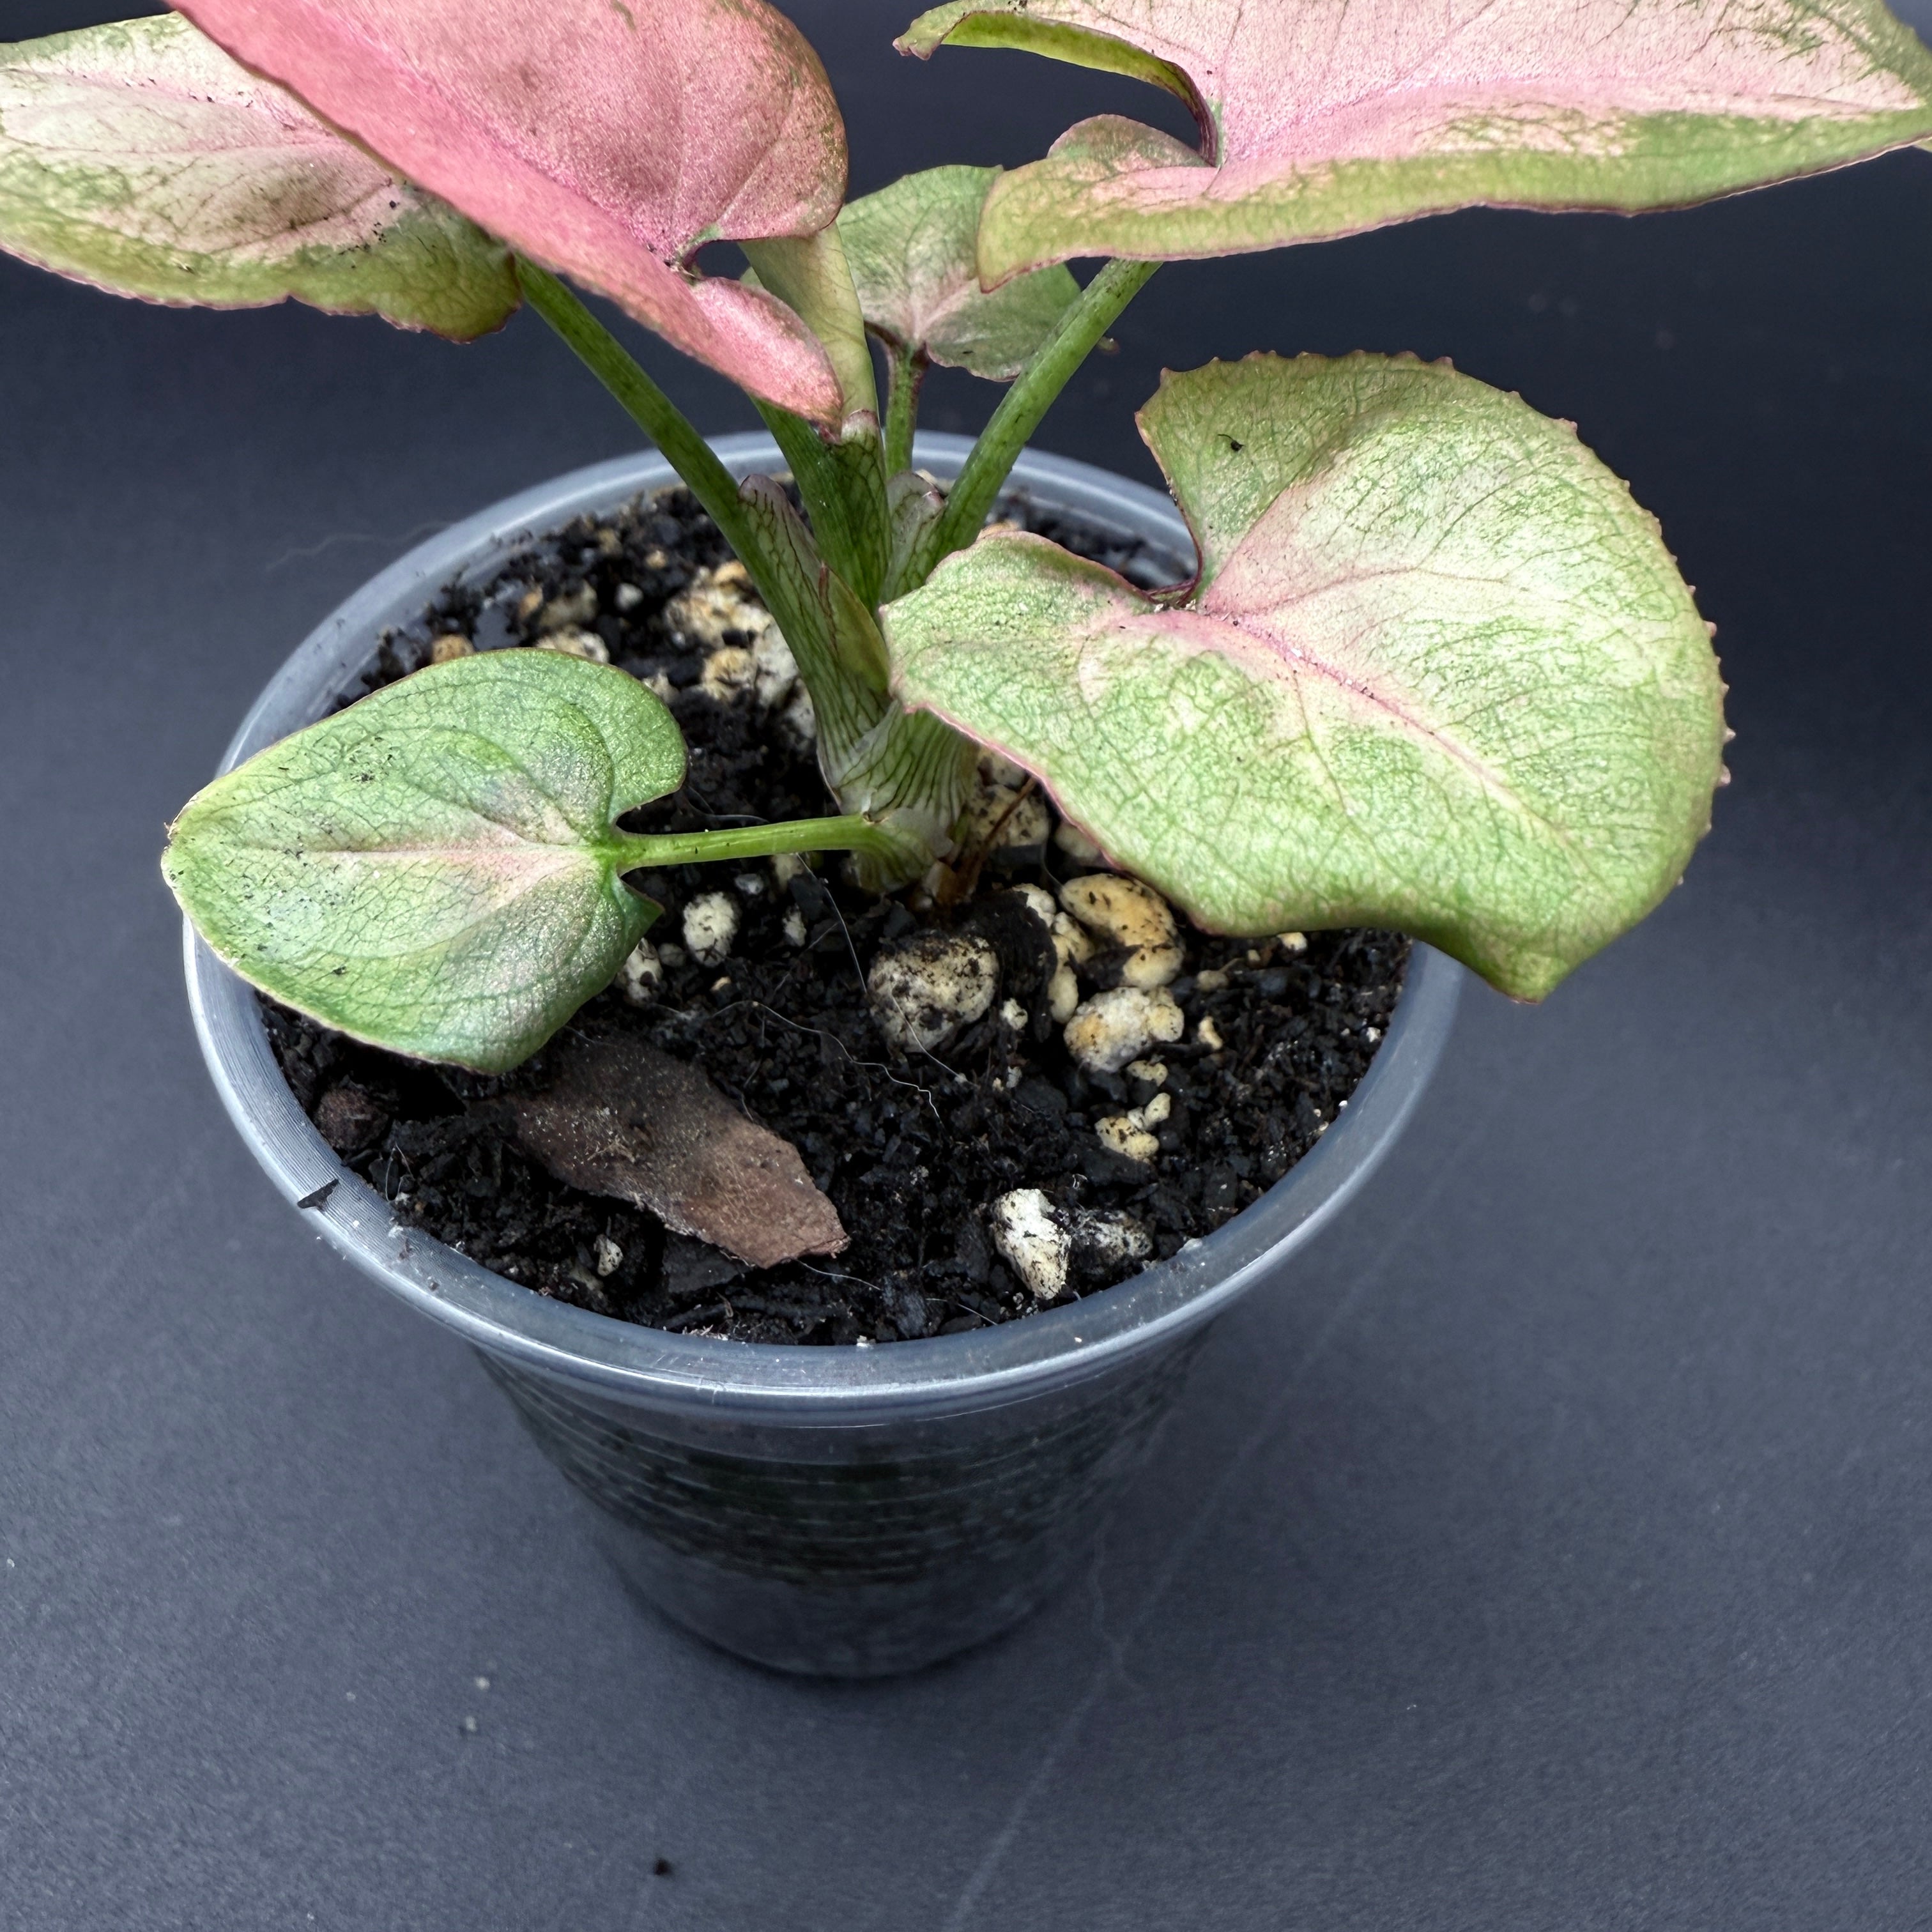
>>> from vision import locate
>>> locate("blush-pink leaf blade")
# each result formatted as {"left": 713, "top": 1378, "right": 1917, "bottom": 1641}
{"left": 175, "top": 0, "right": 852, "bottom": 420}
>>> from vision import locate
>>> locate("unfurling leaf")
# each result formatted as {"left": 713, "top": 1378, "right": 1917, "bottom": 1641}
{"left": 172, "top": 0, "right": 852, "bottom": 422}
{"left": 164, "top": 652, "right": 686, "bottom": 1072}
{"left": 882, "top": 354, "right": 1727, "bottom": 1001}
{"left": 741, "top": 226, "right": 878, "bottom": 418}
{"left": 512, "top": 1034, "right": 848, "bottom": 1268}
{"left": 0, "top": 15, "right": 516, "bottom": 338}
{"left": 838, "top": 165, "right": 1082, "bottom": 379}
{"left": 884, "top": 468, "right": 947, "bottom": 602}
{"left": 899, "top": 1, "right": 1932, "bottom": 282}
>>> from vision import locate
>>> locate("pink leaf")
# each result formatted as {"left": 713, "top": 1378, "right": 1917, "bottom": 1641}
{"left": 901, "top": 1, "right": 1932, "bottom": 279}
{"left": 176, "top": 0, "right": 851, "bottom": 420}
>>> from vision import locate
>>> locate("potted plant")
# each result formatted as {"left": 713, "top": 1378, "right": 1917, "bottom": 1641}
{"left": 5, "top": 0, "right": 1927, "bottom": 1675}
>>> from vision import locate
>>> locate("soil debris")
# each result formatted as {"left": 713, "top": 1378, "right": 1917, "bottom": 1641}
{"left": 510, "top": 1032, "right": 846, "bottom": 1271}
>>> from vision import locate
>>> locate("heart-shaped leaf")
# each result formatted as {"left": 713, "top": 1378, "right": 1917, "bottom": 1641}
{"left": 882, "top": 354, "right": 1728, "bottom": 1000}
{"left": 174, "top": 0, "right": 852, "bottom": 422}
{"left": 0, "top": 15, "right": 516, "bottom": 338}
{"left": 164, "top": 650, "right": 686, "bottom": 1072}
{"left": 900, "top": 1, "right": 1932, "bottom": 281}
{"left": 838, "top": 165, "right": 1082, "bottom": 379}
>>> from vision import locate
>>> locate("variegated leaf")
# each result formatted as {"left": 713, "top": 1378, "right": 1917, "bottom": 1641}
{"left": 0, "top": 14, "right": 516, "bottom": 337}
{"left": 164, "top": 651, "right": 684, "bottom": 1072}
{"left": 882, "top": 354, "right": 1728, "bottom": 1000}
{"left": 176, "top": 0, "right": 852, "bottom": 421}
{"left": 839, "top": 165, "right": 1081, "bottom": 378}
{"left": 900, "top": 1, "right": 1932, "bottom": 281}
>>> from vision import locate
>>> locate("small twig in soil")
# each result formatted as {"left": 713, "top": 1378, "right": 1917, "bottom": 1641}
{"left": 940, "top": 775, "right": 1037, "bottom": 905}
{"left": 797, "top": 1259, "right": 886, "bottom": 1295}
{"left": 664, "top": 1301, "right": 732, "bottom": 1332}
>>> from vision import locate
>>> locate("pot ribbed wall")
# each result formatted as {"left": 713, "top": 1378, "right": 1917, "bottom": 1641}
{"left": 483, "top": 1338, "right": 1200, "bottom": 1675}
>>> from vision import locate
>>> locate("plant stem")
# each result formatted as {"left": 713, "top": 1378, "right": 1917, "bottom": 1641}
{"left": 911, "top": 257, "right": 1159, "bottom": 583}
{"left": 753, "top": 399, "right": 892, "bottom": 612}
{"left": 518, "top": 261, "right": 774, "bottom": 581}
{"left": 522, "top": 258, "right": 901, "bottom": 806}
{"left": 882, "top": 345, "right": 925, "bottom": 477}
{"left": 615, "top": 815, "right": 908, "bottom": 873}
{"left": 520, "top": 261, "right": 977, "bottom": 892}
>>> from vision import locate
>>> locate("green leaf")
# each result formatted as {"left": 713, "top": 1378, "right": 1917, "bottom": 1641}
{"left": 164, "top": 651, "right": 686, "bottom": 1071}
{"left": 882, "top": 353, "right": 1728, "bottom": 1001}
{"left": 741, "top": 227, "right": 878, "bottom": 418}
{"left": 898, "top": 1, "right": 1932, "bottom": 282}
{"left": 0, "top": 15, "right": 516, "bottom": 339}
{"left": 838, "top": 165, "right": 1082, "bottom": 379}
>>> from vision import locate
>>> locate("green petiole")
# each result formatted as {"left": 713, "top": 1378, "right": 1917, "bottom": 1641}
{"left": 517, "top": 261, "right": 772, "bottom": 572}
{"left": 614, "top": 815, "right": 912, "bottom": 873}
{"left": 882, "top": 344, "right": 925, "bottom": 477}
{"left": 909, "top": 257, "right": 1158, "bottom": 581}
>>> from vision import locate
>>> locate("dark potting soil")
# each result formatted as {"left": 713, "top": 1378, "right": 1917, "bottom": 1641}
{"left": 263, "top": 485, "right": 1408, "bottom": 1346}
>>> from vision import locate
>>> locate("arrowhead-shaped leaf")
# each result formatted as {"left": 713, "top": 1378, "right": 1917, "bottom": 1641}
{"left": 174, "top": 0, "right": 852, "bottom": 422}
{"left": 0, "top": 15, "right": 516, "bottom": 338}
{"left": 164, "top": 651, "right": 686, "bottom": 1072}
{"left": 882, "top": 354, "right": 1728, "bottom": 1000}
{"left": 900, "top": 1, "right": 1932, "bottom": 280}
{"left": 838, "top": 165, "right": 1081, "bottom": 379}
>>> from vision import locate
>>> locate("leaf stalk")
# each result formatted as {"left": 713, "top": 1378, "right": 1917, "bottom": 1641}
{"left": 910, "top": 257, "right": 1158, "bottom": 581}
{"left": 882, "top": 344, "right": 926, "bottom": 477}
{"left": 615, "top": 814, "right": 916, "bottom": 872}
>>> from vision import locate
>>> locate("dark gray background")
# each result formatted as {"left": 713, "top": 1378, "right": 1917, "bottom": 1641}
{"left": 5, "top": 4, "right": 1932, "bottom": 1926}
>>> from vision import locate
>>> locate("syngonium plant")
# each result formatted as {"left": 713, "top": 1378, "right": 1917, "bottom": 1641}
{"left": 6, "top": 0, "right": 1930, "bottom": 1071}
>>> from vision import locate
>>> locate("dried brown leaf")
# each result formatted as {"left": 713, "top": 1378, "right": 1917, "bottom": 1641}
{"left": 512, "top": 1034, "right": 847, "bottom": 1269}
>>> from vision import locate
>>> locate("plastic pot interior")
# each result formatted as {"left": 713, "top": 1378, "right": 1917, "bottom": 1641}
{"left": 185, "top": 434, "right": 1463, "bottom": 1428}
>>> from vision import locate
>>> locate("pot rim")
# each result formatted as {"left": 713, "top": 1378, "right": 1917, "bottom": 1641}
{"left": 185, "top": 433, "right": 1461, "bottom": 1425}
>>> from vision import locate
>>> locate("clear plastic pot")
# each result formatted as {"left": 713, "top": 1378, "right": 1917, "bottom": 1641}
{"left": 185, "top": 436, "right": 1462, "bottom": 1676}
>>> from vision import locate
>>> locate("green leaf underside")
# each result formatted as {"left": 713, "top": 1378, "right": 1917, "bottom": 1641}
{"left": 883, "top": 354, "right": 1726, "bottom": 1000}
{"left": 164, "top": 652, "right": 685, "bottom": 1071}
{"left": 838, "top": 165, "right": 1082, "bottom": 379}
{"left": 740, "top": 229, "right": 879, "bottom": 418}
{"left": 896, "top": 6, "right": 1202, "bottom": 111}
{"left": 899, "top": 2, "right": 1932, "bottom": 280}
{"left": 0, "top": 15, "right": 516, "bottom": 338}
